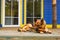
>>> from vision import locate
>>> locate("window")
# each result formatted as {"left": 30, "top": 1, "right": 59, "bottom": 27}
{"left": 5, "top": 0, "right": 18, "bottom": 25}
{"left": 26, "top": 0, "right": 41, "bottom": 24}
{"left": 2, "top": 0, "right": 20, "bottom": 27}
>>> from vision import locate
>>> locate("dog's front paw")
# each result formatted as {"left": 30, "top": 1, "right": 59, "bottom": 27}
{"left": 40, "top": 31, "right": 44, "bottom": 34}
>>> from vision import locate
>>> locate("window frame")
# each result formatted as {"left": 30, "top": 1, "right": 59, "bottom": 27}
{"left": 2, "top": 0, "right": 20, "bottom": 27}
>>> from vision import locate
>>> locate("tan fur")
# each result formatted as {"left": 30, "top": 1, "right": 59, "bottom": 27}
{"left": 33, "top": 19, "right": 41, "bottom": 29}
{"left": 18, "top": 19, "right": 51, "bottom": 34}
{"left": 19, "top": 23, "right": 32, "bottom": 32}
{"left": 33, "top": 19, "right": 51, "bottom": 34}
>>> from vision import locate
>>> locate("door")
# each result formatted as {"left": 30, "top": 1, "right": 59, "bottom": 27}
{"left": 26, "top": 0, "right": 41, "bottom": 24}
{"left": 3, "top": 0, "right": 20, "bottom": 27}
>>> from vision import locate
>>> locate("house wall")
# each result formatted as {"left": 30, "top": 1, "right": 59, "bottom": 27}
{"left": 44, "top": 0, "right": 60, "bottom": 28}
{"left": 57, "top": 0, "right": 60, "bottom": 28}
{"left": 0, "top": 0, "right": 60, "bottom": 28}
{"left": 0, "top": 0, "right": 1, "bottom": 23}
{"left": 44, "top": 0, "right": 52, "bottom": 28}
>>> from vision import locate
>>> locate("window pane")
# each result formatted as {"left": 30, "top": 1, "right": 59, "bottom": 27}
{"left": 34, "top": 18, "right": 41, "bottom": 22}
{"left": 34, "top": 0, "right": 41, "bottom": 17}
{"left": 26, "top": 18, "right": 33, "bottom": 24}
{"left": 12, "top": 18, "right": 18, "bottom": 25}
{"left": 5, "top": 0, "right": 19, "bottom": 25}
{"left": 27, "top": 0, "right": 33, "bottom": 17}
{"left": 5, "top": 0, "right": 11, "bottom": 16}
{"left": 26, "top": 0, "right": 41, "bottom": 24}
{"left": 5, "top": 18, "right": 11, "bottom": 25}
{"left": 12, "top": 0, "right": 18, "bottom": 17}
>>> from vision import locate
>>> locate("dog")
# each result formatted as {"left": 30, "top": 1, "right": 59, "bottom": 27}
{"left": 18, "top": 19, "right": 51, "bottom": 34}
{"left": 18, "top": 23, "right": 33, "bottom": 32}
{"left": 33, "top": 19, "right": 51, "bottom": 34}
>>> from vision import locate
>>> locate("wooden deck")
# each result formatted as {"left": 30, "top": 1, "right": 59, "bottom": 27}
{"left": 0, "top": 29, "right": 60, "bottom": 40}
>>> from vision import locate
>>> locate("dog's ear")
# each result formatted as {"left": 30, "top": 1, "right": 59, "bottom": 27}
{"left": 34, "top": 19, "right": 37, "bottom": 22}
{"left": 41, "top": 18, "right": 44, "bottom": 25}
{"left": 41, "top": 18, "right": 44, "bottom": 22}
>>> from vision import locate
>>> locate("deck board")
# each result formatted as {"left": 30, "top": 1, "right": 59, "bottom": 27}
{"left": 0, "top": 29, "right": 60, "bottom": 40}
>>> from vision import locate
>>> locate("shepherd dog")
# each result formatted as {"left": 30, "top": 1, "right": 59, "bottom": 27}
{"left": 33, "top": 19, "right": 52, "bottom": 34}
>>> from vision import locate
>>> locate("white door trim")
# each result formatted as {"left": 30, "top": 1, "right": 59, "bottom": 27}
{"left": 2, "top": 0, "right": 20, "bottom": 27}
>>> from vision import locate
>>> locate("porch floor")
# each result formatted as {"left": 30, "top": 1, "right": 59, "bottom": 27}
{"left": 0, "top": 29, "right": 60, "bottom": 40}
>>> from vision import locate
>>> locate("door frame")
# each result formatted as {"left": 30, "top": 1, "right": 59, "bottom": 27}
{"left": 2, "top": 0, "right": 20, "bottom": 27}
{"left": 26, "top": 0, "right": 43, "bottom": 24}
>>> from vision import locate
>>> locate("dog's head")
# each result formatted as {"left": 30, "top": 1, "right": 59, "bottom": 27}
{"left": 35, "top": 19, "right": 41, "bottom": 26}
